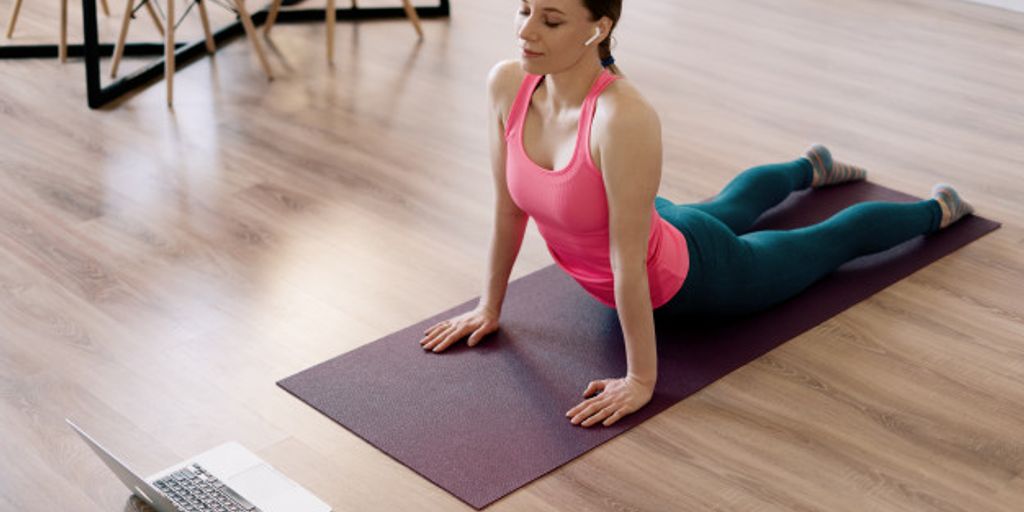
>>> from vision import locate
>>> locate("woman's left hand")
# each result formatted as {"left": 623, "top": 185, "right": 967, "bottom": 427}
{"left": 565, "top": 375, "right": 655, "bottom": 428}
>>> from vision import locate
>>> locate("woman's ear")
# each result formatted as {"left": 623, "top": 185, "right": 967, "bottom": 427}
{"left": 594, "top": 18, "right": 612, "bottom": 46}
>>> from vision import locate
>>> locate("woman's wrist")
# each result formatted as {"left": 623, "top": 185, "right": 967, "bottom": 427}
{"left": 626, "top": 372, "right": 657, "bottom": 388}
{"left": 477, "top": 300, "right": 502, "bottom": 317}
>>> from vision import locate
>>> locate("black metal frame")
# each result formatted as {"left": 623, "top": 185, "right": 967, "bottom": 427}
{"left": 0, "top": 0, "right": 450, "bottom": 108}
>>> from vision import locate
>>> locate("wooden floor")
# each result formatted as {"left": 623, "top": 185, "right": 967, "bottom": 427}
{"left": 2, "top": 0, "right": 1023, "bottom": 510}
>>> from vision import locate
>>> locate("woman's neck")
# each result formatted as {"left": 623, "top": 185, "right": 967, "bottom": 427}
{"left": 536, "top": 59, "right": 605, "bottom": 115}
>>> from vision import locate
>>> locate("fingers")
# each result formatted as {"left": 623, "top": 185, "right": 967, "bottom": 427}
{"left": 602, "top": 409, "right": 625, "bottom": 427}
{"left": 565, "top": 381, "right": 602, "bottom": 415}
{"left": 583, "top": 380, "right": 606, "bottom": 397}
{"left": 569, "top": 399, "right": 614, "bottom": 427}
{"left": 467, "top": 328, "right": 482, "bottom": 347}
{"left": 419, "top": 315, "right": 495, "bottom": 352}
{"left": 565, "top": 380, "right": 625, "bottom": 427}
{"left": 419, "top": 323, "right": 451, "bottom": 346}
{"left": 581, "top": 405, "right": 616, "bottom": 427}
{"left": 419, "top": 325, "right": 442, "bottom": 346}
{"left": 467, "top": 324, "right": 497, "bottom": 347}
{"left": 422, "top": 319, "right": 452, "bottom": 338}
{"left": 420, "top": 324, "right": 459, "bottom": 351}
{"left": 570, "top": 401, "right": 621, "bottom": 427}
{"left": 431, "top": 329, "right": 463, "bottom": 352}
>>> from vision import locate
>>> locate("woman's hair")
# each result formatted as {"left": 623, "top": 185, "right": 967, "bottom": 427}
{"left": 581, "top": 0, "right": 623, "bottom": 77}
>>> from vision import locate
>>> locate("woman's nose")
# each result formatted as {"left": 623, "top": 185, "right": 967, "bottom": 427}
{"left": 517, "top": 18, "right": 540, "bottom": 41}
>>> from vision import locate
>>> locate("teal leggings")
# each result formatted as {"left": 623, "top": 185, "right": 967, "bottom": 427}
{"left": 654, "top": 157, "right": 943, "bottom": 317}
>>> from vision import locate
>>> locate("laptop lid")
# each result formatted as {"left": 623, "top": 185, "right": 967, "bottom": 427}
{"left": 65, "top": 418, "right": 180, "bottom": 512}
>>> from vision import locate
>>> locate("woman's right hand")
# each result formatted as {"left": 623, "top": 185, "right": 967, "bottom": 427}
{"left": 419, "top": 307, "right": 500, "bottom": 353}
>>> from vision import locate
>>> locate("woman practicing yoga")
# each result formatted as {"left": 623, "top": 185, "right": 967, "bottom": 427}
{"left": 418, "top": 0, "right": 974, "bottom": 428}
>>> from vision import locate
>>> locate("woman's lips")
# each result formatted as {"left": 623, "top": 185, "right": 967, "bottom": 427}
{"left": 522, "top": 49, "right": 543, "bottom": 58}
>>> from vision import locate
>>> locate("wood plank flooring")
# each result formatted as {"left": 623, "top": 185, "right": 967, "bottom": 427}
{"left": 1, "top": 0, "right": 1022, "bottom": 510}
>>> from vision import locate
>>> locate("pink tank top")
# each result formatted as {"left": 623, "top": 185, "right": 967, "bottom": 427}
{"left": 504, "top": 68, "right": 689, "bottom": 309}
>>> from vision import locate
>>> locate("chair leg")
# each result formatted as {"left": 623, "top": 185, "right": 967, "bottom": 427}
{"left": 5, "top": 0, "right": 24, "bottom": 38}
{"left": 326, "top": 0, "right": 335, "bottom": 63}
{"left": 231, "top": 0, "right": 273, "bottom": 79}
{"left": 99, "top": 0, "right": 111, "bottom": 16}
{"left": 59, "top": 0, "right": 68, "bottom": 62}
{"left": 399, "top": 0, "right": 422, "bottom": 39}
{"left": 144, "top": 0, "right": 165, "bottom": 37}
{"left": 351, "top": 0, "right": 356, "bottom": 7}
{"left": 263, "top": 0, "right": 281, "bottom": 37}
{"left": 111, "top": 0, "right": 136, "bottom": 77}
{"left": 196, "top": 0, "right": 215, "bottom": 52}
{"left": 166, "top": 0, "right": 175, "bottom": 107}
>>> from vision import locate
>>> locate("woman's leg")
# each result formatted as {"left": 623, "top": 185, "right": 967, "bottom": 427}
{"left": 657, "top": 157, "right": 813, "bottom": 235}
{"left": 656, "top": 145, "right": 868, "bottom": 235}
{"left": 657, "top": 198, "right": 944, "bottom": 317}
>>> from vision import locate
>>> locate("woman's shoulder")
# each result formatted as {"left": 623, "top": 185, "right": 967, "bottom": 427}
{"left": 593, "top": 77, "right": 660, "bottom": 146}
{"left": 588, "top": 76, "right": 661, "bottom": 175}
{"left": 487, "top": 59, "right": 528, "bottom": 120}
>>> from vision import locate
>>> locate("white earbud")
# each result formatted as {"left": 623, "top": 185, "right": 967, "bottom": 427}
{"left": 583, "top": 27, "right": 601, "bottom": 46}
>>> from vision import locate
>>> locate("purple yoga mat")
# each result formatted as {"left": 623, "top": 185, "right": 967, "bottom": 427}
{"left": 278, "top": 182, "right": 999, "bottom": 509}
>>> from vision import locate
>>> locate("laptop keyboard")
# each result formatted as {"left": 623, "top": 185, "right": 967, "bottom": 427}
{"left": 152, "top": 463, "right": 261, "bottom": 512}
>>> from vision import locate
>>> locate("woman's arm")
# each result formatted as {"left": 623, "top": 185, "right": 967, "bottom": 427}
{"left": 604, "top": 102, "right": 663, "bottom": 386}
{"left": 418, "top": 62, "right": 528, "bottom": 353}
{"left": 479, "top": 60, "right": 531, "bottom": 316}
{"left": 566, "top": 97, "right": 663, "bottom": 428}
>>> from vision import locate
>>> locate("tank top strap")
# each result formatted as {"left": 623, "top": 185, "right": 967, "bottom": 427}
{"left": 574, "top": 68, "right": 619, "bottom": 160}
{"left": 504, "top": 68, "right": 619, "bottom": 145}
{"left": 504, "top": 73, "right": 544, "bottom": 141}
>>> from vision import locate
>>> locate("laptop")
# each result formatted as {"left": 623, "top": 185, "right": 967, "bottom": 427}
{"left": 66, "top": 419, "right": 331, "bottom": 512}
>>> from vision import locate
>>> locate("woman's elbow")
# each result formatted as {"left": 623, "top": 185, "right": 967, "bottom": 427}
{"left": 611, "top": 258, "right": 648, "bottom": 281}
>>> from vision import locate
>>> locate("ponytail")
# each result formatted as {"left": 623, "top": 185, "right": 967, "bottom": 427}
{"left": 586, "top": 0, "right": 624, "bottom": 77}
{"left": 598, "top": 36, "right": 622, "bottom": 77}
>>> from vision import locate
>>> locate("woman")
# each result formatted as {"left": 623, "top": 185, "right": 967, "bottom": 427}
{"left": 417, "top": 0, "right": 974, "bottom": 429}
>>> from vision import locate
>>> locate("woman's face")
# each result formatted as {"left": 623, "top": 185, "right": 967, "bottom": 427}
{"left": 515, "top": 0, "right": 603, "bottom": 74}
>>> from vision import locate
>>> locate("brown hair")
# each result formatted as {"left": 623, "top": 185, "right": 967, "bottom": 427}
{"left": 581, "top": 0, "right": 623, "bottom": 77}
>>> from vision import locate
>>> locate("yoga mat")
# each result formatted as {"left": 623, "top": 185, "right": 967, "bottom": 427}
{"left": 278, "top": 182, "right": 999, "bottom": 509}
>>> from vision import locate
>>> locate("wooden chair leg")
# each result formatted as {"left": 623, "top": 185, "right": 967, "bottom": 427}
{"left": 99, "top": 0, "right": 111, "bottom": 16}
{"left": 263, "top": 0, "right": 281, "bottom": 37}
{"left": 166, "top": 0, "right": 175, "bottom": 107}
{"left": 196, "top": 0, "right": 215, "bottom": 52}
{"left": 144, "top": 0, "right": 165, "bottom": 37}
{"left": 5, "top": 0, "right": 25, "bottom": 38}
{"left": 231, "top": 0, "right": 273, "bottom": 79}
{"left": 111, "top": 0, "right": 136, "bottom": 77}
{"left": 326, "top": 0, "right": 335, "bottom": 63}
{"left": 399, "top": 0, "right": 423, "bottom": 39}
{"left": 60, "top": 0, "right": 68, "bottom": 62}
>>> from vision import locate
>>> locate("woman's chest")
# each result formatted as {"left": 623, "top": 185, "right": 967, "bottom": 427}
{"left": 506, "top": 144, "right": 609, "bottom": 235}
{"left": 521, "top": 104, "right": 602, "bottom": 172}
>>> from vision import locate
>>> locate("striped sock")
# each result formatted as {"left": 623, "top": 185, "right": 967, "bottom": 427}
{"left": 804, "top": 144, "right": 868, "bottom": 188}
{"left": 932, "top": 183, "right": 974, "bottom": 229}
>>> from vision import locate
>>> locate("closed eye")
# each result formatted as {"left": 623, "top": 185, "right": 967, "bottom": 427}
{"left": 518, "top": 10, "right": 562, "bottom": 27}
